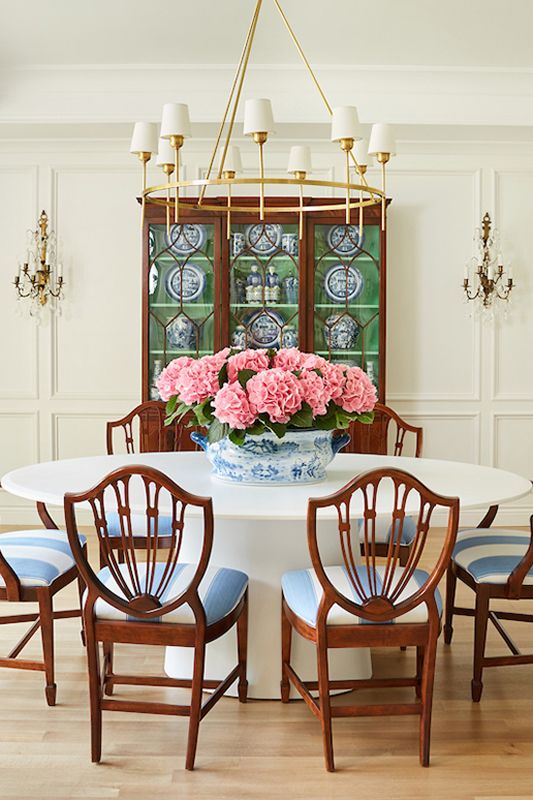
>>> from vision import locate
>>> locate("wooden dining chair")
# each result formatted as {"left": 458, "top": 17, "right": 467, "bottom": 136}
{"left": 64, "top": 465, "right": 249, "bottom": 769}
{"left": 0, "top": 528, "right": 86, "bottom": 705}
{"left": 444, "top": 511, "right": 533, "bottom": 702}
{"left": 106, "top": 400, "right": 200, "bottom": 455}
{"left": 343, "top": 403, "right": 424, "bottom": 566}
{"left": 281, "top": 468, "right": 459, "bottom": 771}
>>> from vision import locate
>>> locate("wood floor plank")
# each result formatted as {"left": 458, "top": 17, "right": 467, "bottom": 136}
{"left": 1, "top": 526, "right": 533, "bottom": 798}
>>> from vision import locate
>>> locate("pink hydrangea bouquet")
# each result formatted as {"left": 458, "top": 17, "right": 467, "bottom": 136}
{"left": 157, "top": 347, "right": 376, "bottom": 446}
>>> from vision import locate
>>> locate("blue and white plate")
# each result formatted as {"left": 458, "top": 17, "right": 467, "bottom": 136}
{"left": 166, "top": 224, "right": 206, "bottom": 255}
{"left": 167, "top": 316, "right": 197, "bottom": 350}
{"left": 324, "top": 263, "right": 364, "bottom": 303}
{"left": 165, "top": 263, "right": 206, "bottom": 303}
{"left": 327, "top": 224, "right": 364, "bottom": 256}
{"left": 245, "top": 223, "right": 283, "bottom": 256}
{"left": 324, "top": 314, "right": 360, "bottom": 350}
{"left": 149, "top": 228, "right": 156, "bottom": 258}
{"left": 242, "top": 309, "right": 285, "bottom": 348}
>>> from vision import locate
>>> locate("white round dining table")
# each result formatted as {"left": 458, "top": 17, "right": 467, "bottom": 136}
{"left": 2, "top": 452, "right": 530, "bottom": 699}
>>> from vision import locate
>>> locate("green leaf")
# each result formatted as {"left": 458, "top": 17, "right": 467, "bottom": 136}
{"left": 228, "top": 428, "right": 246, "bottom": 446}
{"left": 313, "top": 414, "right": 338, "bottom": 431}
{"left": 166, "top": 396, "right": 178, "bottom": 415}
{"left": 355, "top": 411, "right": 375, "bottom": 425}
{"left": 218, "top": 362, "right": 229, "bottom": 388}
{"left": 334, "top": 409, "right": 353, "bottom": 430}
{"left": 246, "top": 420, "right": 266, "bottom": 436}
{"left": 263, "top": 419, "right": 287, "bottom": 439}
{"left": 237, "top": 368, "right": 257, "bottom": 388}
{"left": 290, "top": 402, "right": 314, "bottom": 428}
{"left": 194, "top": 398, "right": 215, "bottom": 426}
{"left": 207, "top": 419, "right": 229, "bottom": 443}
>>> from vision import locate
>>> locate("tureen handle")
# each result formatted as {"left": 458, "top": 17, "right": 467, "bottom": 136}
{"left": 332, "top": 432, "right": 351, "bottom": 455}
{"left": 191, "top": 431, "right": 208, "bottom": 451}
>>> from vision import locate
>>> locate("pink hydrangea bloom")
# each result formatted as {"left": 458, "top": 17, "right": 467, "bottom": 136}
{"left": 339, "top": 366, "right": 377, "bottom": 414}
{"left": 213, "top": 383, "right": 257, "bottom": 429}
{"left": 273, "top": 347, "right": 305, "bottom": 371}
{"left": 227, "top": 348, "right": 271, "bottom": 382}
{"left": 175, "top": 359, "right": 220, "bottom": 406}
{"left": 301, "top": 353, "right": 329, "bottom": 372}
{"left": 247, "top": 368, "right": 303, "bottom": 424}
{"left": 156, "top": 356, "right": 194, "bottom": 402}
{"left": 321, "top": 362, "right": 347, "bottom": 400}
{"left": 201, "top": 348, "right": 230, "bottom": 372}
{"left": 298, "top": 369, "right": 331, "bottom": 417}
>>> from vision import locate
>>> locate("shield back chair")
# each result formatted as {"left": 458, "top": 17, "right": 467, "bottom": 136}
{"left": 0, "top": 527, "right": 87, "bottom": 705}
{"left": 106, "top": 400, "right": 201, "bottom": 456}
{"left": 64, "top": 465, "right": 249, "bottom": 770}
{"left": 281, "top": 468, "right": 459, "bottom": 771}
{"left": 344, "top": 403, "right": 424, "bottom": 566}
{"left": 444, "top": 508, "right": 533, "bottom": 702}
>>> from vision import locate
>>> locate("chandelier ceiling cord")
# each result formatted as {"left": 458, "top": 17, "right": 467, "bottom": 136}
{"left": 130, "top": 0, "right": 396, "bottom": 237}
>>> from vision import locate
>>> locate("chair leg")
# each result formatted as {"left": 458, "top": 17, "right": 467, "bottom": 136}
{"left": 102, "top": 642, "right": 114, "bottom": 696}
{"left": 237, "top": 590, "right": 248, "bottom": 704}
{"left": 77, "top": 574, "right": 86, "bottom": 647}
{"left": 38, "top": 590, "right": 56, "bottom": 707}
{"left": 419, "top": 634, "right": 438, "bottom": 767}
{"left": 415, "top": 646, "right": 424, "bottom": 699}
{"left": 280, "top": 599, "right": 292, "bottom": 703}
{"left": 85, "top": 623, "right": 103, "bottom": 763}
{"left": 444, "top": 566, "right": 457, "bottom": 645}
{"left": 472, "top": 588, "right": 490, "bottom": 703}
{"left": 316, "top": 633, "right": 334, "bottom": 772}
{"left": 185, "top": 637, "right": 206, "bottom": 771}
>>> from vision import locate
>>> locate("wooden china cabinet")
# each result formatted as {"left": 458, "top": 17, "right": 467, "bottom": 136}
{"left": 142, "top": 198, "right": 387, "bottom": 404}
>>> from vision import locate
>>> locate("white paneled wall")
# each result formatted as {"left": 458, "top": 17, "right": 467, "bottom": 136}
{"left": 0, "top": 139, "right": 531, "bottom": 525}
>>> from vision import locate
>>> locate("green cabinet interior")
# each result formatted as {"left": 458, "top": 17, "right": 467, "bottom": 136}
{"left": 143, "top": 201, "right": 386, "bottom": 402}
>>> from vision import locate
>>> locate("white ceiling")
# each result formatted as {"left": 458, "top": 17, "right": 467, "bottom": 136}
{"left": 2, "top": 0, "right": 533, "bottom": 68}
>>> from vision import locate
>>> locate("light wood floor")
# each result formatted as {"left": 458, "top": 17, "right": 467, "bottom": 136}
{"left": 1, "top": 526, "right": 533, "bottom": 800}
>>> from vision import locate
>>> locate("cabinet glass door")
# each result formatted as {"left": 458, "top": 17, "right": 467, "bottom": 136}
{"left": 228, "top": 222, "right": 300, "bottom": 350}
{"left": 313, "top": 223, "right": 380, "bottom": 388}
{"left": 147, "top": 222, "right": 216, "bottom": 398}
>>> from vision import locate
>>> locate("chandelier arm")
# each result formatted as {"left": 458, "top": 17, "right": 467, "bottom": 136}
{"left": 272, "top": 0, "right": 373, "bottom": 199}
{"left": 218, "top": 0, "right": 263, "bottom": 180}
{"left": 199, "top": 0, "right": 263, "bottom": 205}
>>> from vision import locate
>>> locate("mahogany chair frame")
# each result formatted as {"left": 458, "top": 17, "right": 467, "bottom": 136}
{"left": 64, "top": 464, "right": 248, "bottom": 770}
{"left": 444, "top": 505, "right": 533, "bottom": 702}
{"left": 281, "top": 468, "right": 459, "bottom": 771}
{"left": 0, "top": 535, "right": 86, "bottom": 706}
{"left": 344, "top": 403, "right": 424, "bottom": 567}
{"left": 106, "top": 400, "right": 201, "bottom": 456}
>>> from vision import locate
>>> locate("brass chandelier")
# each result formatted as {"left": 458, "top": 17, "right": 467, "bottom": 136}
{"left": 130, "top": 0, "right": 396, "bottom": 237}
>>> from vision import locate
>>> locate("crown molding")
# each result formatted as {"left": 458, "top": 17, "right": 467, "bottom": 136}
{"left": 3, "top": 63, "right": 533, "bottom": 127}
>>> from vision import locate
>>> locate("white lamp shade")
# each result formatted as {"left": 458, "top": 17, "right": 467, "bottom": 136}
{"left": 287, "top": 145, "right": 312, "bottom": 174}
{"left": 160, "top": 103, "right": 191, "bottom": 139}
{"left": 243, "top": 98, "right": 275, "bottom": 136}
{"left": 219, "top": 145, "right": 243, "bottom": 173}
{"left": 156, "top": 137, "right": 176, "bottom": 166}
{"left": 368, "top": 123, "right": 396, "bottom": 156}
{"left": 353, "top": 139, "right": 368, "bottom": 167}
{"left": 130, "top": 122, "right": 158, "bottom": 154}
{"left": 331, "top": 106, "right": 361, "bottom": 142}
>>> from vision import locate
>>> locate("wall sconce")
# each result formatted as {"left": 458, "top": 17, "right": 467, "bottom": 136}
{"left": 464, "top": 212, "right": 513, "bottom": 317}
{"left": 14, "top": 211, "right": 64, "bottom": 318}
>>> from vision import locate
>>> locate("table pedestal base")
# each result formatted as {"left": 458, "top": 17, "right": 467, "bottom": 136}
{"left": 164, "top": 517, "right": 372, "bottom": 699}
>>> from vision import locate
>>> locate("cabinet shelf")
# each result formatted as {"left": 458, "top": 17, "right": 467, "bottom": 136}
{"left": 230, "top": 303, "right": 298, "bottom": 309}
{"left": 316, "top": 350, "right": 379, "bottom": 356}
{"left": 314, "top": 303, "right": 378, "bottom": 309}
{"left": 150, "top": 303, "right": 214, "bottom": 308}
{"left": 150, "top": 349, "right": 212, "bottom": 356}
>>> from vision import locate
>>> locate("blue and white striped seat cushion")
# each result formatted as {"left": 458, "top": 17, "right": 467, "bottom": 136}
{"left": 90, "top": 562, "right": 248, "bottom": 625}
{"left": 282, "top": 565, "right": 441, "bottom": 626}
{"left": 0, "top": 530, "right": 86, "bottom": 588}
{"left": 105, "top": 512, "right": 173, "bottom": 538}
{"left": 357, "top": 516, "right": 417, "bottom": 546}
{"left": 453, "top": 528, "right": 533, "bottom": 584}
